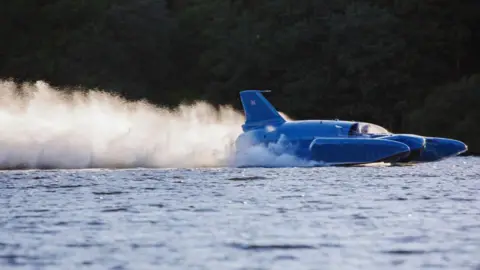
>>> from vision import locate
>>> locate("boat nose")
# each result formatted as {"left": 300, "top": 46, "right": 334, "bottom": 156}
{"left": 439, "top": 138, "right": 468, "bottom": 157}
{"left": 451, "top": 139, "right": 468, "bottom": 155}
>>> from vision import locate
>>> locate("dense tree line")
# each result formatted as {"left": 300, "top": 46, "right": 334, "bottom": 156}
{"left": 1, "top": 0, "right": 479, "bottom": 153}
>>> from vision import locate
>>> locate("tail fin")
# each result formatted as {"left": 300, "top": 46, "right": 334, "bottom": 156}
{"left": 239, "top": 90, "right": 286, "bottom": 131}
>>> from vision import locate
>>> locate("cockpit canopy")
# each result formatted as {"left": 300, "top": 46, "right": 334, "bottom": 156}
{"left": 349, "top": 122, "right": 390, "bottom": 136}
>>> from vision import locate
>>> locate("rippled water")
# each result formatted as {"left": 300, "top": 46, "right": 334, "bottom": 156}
{"left": 1, "top": 157, "right": 479, "bottom": 269}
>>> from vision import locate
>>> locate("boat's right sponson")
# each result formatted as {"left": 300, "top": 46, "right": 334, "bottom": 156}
{"left": 308, "top": 137, "right": 411, "bottom": 165}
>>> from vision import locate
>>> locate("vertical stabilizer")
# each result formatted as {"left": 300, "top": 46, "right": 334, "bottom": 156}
{"left": 239, "top": 90, "right": 286, "bottom": 131}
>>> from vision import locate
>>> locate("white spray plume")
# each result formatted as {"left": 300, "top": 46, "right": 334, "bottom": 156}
{"left": 0, "top": 80, "right": 304, "bottom": 169}
{"left": 0, "top": 80, "right": 247, "bottom": 169}
{"left": 230, "top": 140, "right": 324, "bottom": 168}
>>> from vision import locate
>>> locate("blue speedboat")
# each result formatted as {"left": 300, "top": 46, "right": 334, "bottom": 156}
{"left": 234, "top": 90, "right": 468, "bottom": 166}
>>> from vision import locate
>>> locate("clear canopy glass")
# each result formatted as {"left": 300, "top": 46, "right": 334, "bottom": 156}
{"left": 357, "top": 122, "right": 390, "bottom": 135}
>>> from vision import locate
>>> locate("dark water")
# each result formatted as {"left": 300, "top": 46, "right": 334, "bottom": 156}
{"left": 1, "top": 157, "right": 479, "bottom": 270}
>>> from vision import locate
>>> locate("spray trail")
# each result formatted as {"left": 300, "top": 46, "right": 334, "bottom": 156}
{"left": 0, "top": 80, "right": 315, "bottom": 169}
{"left": 0, "top": 80, "right": 246, "bottom": 169}
{"left": 231, "top": 144, "right": 324, "bottom": 168}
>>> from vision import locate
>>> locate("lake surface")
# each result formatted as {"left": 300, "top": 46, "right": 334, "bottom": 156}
{"left": 1, "top": 157, "right": 479, "bottom": 270}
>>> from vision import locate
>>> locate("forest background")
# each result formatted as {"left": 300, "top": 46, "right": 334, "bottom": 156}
{"left": 1, "top": 0, "right": 479, "bottom": 154}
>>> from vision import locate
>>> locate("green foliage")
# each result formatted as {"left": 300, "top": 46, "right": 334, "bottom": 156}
{"left": 0, "top": 0, "right": 171, "bottom": 100}
{"left": 1, "top": 0, "right": 479, "bottom": 152}
{"left": 407, "top": 74, "right": 480, "bottom": 153}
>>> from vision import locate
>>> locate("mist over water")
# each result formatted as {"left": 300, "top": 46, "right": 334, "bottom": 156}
{"left": 232, "top": 135, "right": 325, "bottom": 168}
{"left": 0, "top": 80, "right": 247, "bottom": 169}
{"left": 0, "top": 80, "right": 309, "bottom": 169}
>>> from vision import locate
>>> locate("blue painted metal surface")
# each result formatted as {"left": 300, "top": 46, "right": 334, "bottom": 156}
{"left": 234, "top": 90, "right": 468, "bottom": 166}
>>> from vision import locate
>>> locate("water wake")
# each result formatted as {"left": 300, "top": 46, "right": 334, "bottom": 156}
{"left": 230, "top": 144, "right": 324, "bottom": 168}
{"left": 229, "top": 135, "right": 324, "bottom": 168}
{"left": 0, "top": 80, "right": 308, "bottom": 169}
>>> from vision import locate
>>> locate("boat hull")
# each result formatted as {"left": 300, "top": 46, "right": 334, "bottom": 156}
{"left": 233, "top": 90, "right": 467, "bottom": 167}
{"left": 233, "top": 134, "right": 467, "bottom": 167}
